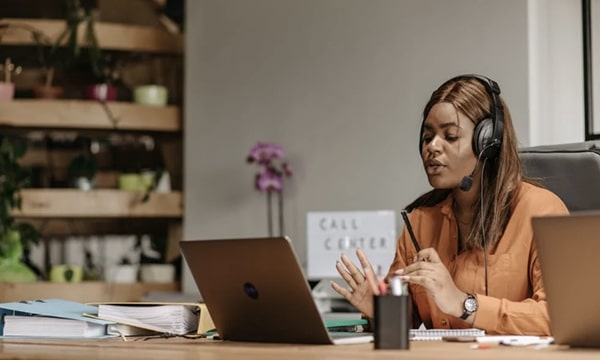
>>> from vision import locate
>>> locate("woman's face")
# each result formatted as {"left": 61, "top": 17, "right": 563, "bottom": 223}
{"left": 420, "top": 102, "right": 478, "bottom": 190}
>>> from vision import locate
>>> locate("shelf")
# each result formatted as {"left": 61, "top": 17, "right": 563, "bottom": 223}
{"left": 0, "top": 281, "right": 179, "bottom": 302}
{"left": 0, "top": 18, "right": 183, "bottom": 54}
{"left": 13, "top": 189, "right": 183, "bottom": 218}
{"left": 0, "top": 99, "right": 181, "bottom": 132}
{"left": 22, "top": 218, "right": 180, "bottom": 237}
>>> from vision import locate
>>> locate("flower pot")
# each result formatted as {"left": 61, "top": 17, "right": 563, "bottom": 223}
{"left": 33, "top": 85, "right": 64, "bottom": 99}
{"left": 140, "top": 264, "right": 175, "bottom": 283}
{"left": 118, "top": 173, "right": 144, "bottom": 191}
{"left": 104, "top": 264, "right": 138, "bottom": 283}
{"left": 72, "top": 176, "right": 95, "bottom": 191}
{"left": 83, "top": 83, "right": 117, "bottom": 101}
{"left": 0, "top": 82, "right": 15, "bottom": 101}
{"left": 133, "top": 85, "right": 168, "bottom": 106}
{"left": 49, "top": 265, "right": 83, "bottom": 283}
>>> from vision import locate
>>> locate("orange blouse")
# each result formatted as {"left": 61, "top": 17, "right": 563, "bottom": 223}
{"left": 387, "top": 182, "right": 568, "bottom": 335}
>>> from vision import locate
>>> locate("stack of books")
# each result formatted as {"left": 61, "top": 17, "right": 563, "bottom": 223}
{"left": 0, "top": 299, "right": 214, "bottom": 339}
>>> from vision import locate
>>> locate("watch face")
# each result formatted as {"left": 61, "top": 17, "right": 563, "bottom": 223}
{"left": 465, "top": 296, "right": 478, "bottom": 312}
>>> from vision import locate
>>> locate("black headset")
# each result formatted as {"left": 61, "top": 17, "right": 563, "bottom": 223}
{"left": 419, "top": 74, "right": 504, "bottom": 160}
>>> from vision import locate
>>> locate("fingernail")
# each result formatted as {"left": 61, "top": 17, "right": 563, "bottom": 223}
{"left": 395, "top": 269, "right": 404, "bottom": 274}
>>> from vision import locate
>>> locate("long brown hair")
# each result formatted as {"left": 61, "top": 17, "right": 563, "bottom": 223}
{"left": 406, "top": 76, "right": 524, "bottom": 250}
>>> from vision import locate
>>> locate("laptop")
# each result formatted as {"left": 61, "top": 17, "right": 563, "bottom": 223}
{"left": 180, "top": 236, "right": 373, "bottom": 345}
{"left": 533, "top": 212, "right": 600, "bottom": 347}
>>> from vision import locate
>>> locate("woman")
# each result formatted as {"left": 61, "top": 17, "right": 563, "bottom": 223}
{"left": 331, "top": 74, "right": 568, "bottom": 335}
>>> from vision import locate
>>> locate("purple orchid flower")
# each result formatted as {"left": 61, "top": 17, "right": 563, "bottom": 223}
{"left": 247, "top": 142, "right": 292, "bottom": 193}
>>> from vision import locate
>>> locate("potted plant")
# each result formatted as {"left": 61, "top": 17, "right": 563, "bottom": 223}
{"left": 104, "top": 255, "right": 139, "bottom": 283}
{"left": 103, "top": 241, "right": 140, "bottom": 283}
{"left": 0, "top": 22, "right": 66, "bottom": 98}
{"left": 137, "top": 234, "right": 175, "bottom": 283}
{"left": 67, "top": 152, "right": 97, "bottom": 190}
{"left": 64, "top": 0, "right": 120, "bottom": 101}
{"left": 40, "top": 0, "right": 118, "bottom": 101}
{"left": 0, "top": 57, "right": 22, "bottom": 101}
{"left": 0, "top": 137, "right": 40, "bottom": 282}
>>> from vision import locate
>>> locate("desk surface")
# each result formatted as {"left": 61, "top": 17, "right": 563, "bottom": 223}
{"left": 1, "top": 338, "right": 600, "bottom": 360}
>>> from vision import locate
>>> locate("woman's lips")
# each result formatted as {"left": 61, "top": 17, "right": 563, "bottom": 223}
{"left": 425, "top": 160, "right": 445, "bottom": 175}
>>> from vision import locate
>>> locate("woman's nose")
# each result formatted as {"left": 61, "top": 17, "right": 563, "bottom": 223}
{"left": 426, "top": 135, "right": 441, "bottom": 154}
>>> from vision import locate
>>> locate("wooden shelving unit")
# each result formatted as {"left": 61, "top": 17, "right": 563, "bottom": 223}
{"left": 0, "top": 281, "right": 179, "bottom": 303}
{"left": 0, "top": 100, "right": 181, "bottom": 132}
{"left": 0, "top": 18, "right": 183, "bottom": 54}
{"left": 0, "top": 11, "right": 184, "bottom": 301}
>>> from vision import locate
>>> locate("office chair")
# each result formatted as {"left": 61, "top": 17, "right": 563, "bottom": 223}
{"left": 520, "top": 141, "right": 600, "bottom": 212}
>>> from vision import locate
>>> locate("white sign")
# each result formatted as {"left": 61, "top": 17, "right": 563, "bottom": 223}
{"left": 306, "top": 211, "right": 396, "bottom": 279}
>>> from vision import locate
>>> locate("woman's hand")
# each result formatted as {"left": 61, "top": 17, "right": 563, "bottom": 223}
{"left": 396, "top": 248, "right": 466, "bottom": 318}
{"left": 330, "top": 248, "right": 379, "bottom": 318}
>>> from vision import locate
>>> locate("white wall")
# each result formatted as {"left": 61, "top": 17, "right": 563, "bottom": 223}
{"left": 528, "top": 0, "right": 584, "bottom": 146}
{"left": 182, "top": 0, "right": 582, "bottom": 294}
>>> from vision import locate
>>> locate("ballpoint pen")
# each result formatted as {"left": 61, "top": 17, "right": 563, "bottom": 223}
{"left": 401, "top": 210, "right": 421, "bottom": 253}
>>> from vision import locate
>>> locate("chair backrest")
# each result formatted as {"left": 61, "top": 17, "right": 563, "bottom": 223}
{"left": 519, "top": 141, "right": 600, "bottom": 212}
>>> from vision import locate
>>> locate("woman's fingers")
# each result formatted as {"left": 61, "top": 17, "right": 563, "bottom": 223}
{"left": 330, "top": 280, "right": 352, "bottom": 299}
{"left": 356, "top": 249, "right": 380, "bottom": 294}
{"left": 363, "top": 266, "right": 380, "bottom": 295}
{"left": 413, "top": 247, "right": 442, "bottom": 263}
{"left": 336, "top": 260, "right": 358, "bottom": 288}
{"left": 340, "top": 253, "right": 365, "bottom": 285}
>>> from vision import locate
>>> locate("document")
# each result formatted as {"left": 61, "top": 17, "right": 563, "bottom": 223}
{"left": 476, "top": 335, "right": 554, "bottom": 346}
{"left": 89, "top": 302, "right": 213, "bottom": 335}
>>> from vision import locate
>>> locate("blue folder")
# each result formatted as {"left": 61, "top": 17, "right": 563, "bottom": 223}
{"left": 0, "top": 298, "right": 117, "bottom": 338}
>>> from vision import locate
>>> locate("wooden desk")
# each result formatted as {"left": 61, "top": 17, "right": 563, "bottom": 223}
{"left": 1, "top": 338, "right": 600, "bottom": 360}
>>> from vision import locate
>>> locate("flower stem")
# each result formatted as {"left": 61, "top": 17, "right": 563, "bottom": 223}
{"left": 267, "top": 191, "right": 273, "bottom": 237}
{"left": 278, "top": 189, "right": 284, "bottom": 236}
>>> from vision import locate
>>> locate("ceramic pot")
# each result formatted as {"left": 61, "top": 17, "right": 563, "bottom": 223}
{"left": 49, "top": 265, "right": 83, "bottom": 283}
{"left": 140, "top": 264, "right": 175, "bottom": 283}
{"left": 104, "top": 264, "right": 138, "bottom": 283}
{"left": 133, "top": 85, "right": 168, "bottom": 106}
{"left": 0, "top": 82, "right": 15, "bottom": 101}
{"left": 118, "top": 173, "right": 144, "bottom": 191}
{"left": 83, "top": 83, "right": 118, "bottom": 101}
{"left": 33, "top": 85, "right": 64, "bottom": 99}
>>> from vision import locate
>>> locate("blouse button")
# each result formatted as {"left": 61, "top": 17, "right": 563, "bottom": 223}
{"left": 441, "top": 319, "right": 448, "bottom": 327}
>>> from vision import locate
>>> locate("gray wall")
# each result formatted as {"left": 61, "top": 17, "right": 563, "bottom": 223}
{"left": 183, "top": 0, "right": 530, "bottom": 293}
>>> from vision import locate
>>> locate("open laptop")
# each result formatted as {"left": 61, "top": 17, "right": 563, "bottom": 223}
{"left": 533, "top": 212, "right": 600, "bottom": 347}
{"left": 180, "top": 237, "right": 373, "bottom": 345}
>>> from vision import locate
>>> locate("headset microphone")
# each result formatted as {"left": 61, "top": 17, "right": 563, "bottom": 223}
{"left": 459, "top": 173, "right": 474, "bottom": 192}
{"left": 459, "top": 153, "right": 482, "bottom": 192}
{"left": 459, "top": 139, "right": 499, "bottom": 192}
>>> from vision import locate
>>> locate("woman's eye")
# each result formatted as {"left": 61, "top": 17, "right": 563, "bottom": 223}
{"left": 422, "top": 135, "right": 432, "bottom": 144}
{"left": 445, "top": 134, "right": 458, "bottom": 142}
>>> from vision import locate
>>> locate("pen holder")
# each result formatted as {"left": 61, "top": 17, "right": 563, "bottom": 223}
{"left": 373, "top": 294, "right": 411, "bottom": 350}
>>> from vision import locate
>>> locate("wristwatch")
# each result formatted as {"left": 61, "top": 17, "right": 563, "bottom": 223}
{"left": 460, "top": 293, "right": 478, "bottom": 320}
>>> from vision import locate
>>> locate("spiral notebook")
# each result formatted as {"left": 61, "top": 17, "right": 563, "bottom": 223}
{"left": 410, "top": 328, "right": 485, "bottom": 341}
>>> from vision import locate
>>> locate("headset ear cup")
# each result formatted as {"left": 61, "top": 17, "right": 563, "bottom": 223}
{"left": 473, "top": 118, "right": 495, "bottom": 158}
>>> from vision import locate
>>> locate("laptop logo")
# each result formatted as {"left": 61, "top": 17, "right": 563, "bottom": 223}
{"left": 243, "top": 282, "right": 259, "bottom": 299}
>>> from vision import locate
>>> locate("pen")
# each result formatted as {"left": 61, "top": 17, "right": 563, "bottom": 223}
{"left": 389, "top": 276, "right": 403, "bottom": 296}
{"left": 401, "top": 210, "right": 421, "bottom": 253}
